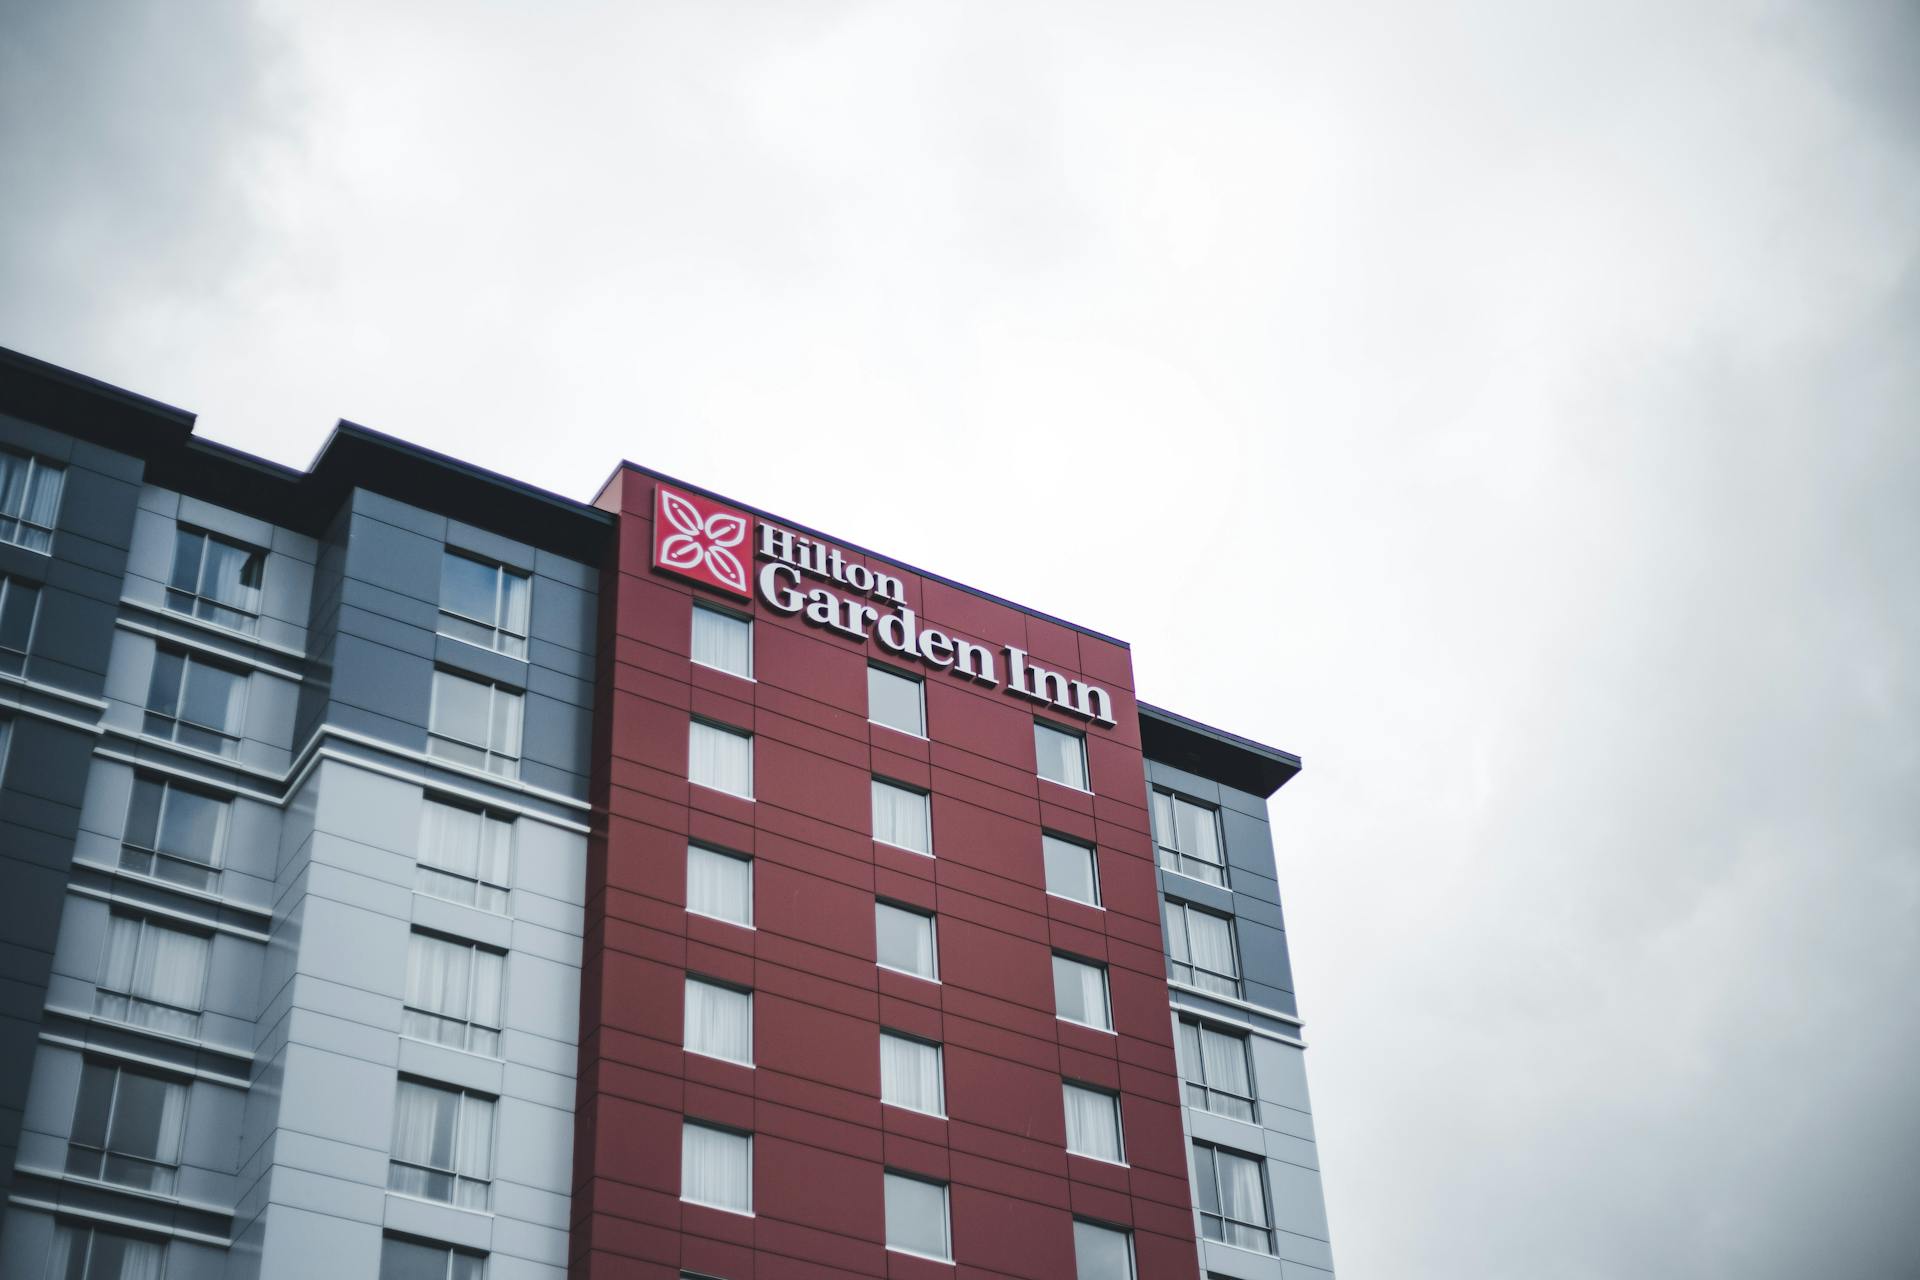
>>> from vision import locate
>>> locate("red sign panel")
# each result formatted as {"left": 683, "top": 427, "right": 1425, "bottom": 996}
{"left": 652, "top": 483, "right": 752, "bottom": 596}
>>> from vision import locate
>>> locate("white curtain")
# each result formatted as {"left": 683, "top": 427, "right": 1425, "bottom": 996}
{"left": 1053, "top": 956, "right": 1109, "bottom": 1030}
{"left": 201, "top": 537, "right": 260, "bottom": 611}
{"left": 432, "top": 671, "right": 492, "bottom": 746}
{"left": 1174, "top": 796, "right": 1220, "bottom": 865}
{"left": 22, "top": 460, "right": 63, "bottom": 538}
{"left": 682, "top": 1122, "right": 750, "bottom": 1212}
{"left": 1199, "top": 1026, "right": 1251, "bottom": 1096}
{"left": 1186, "top": 910, "right": 1238, "bottom": 988}
{"left": 103, "top": 915, "right": 208, "bottom": 1037}
{"left": 687, "top": 846, "right": 751, "bottom": 925}
{"left": 1043, "top": 835, "right": 1096, "bottom": 903}
{"left": 407, "top": 933, "right": 473, "bottom": 1022}
{"left": 1063, "top": 1084, "right": 1123, "bottom": 1162}
{"left": 500, "top": 569, "right": 531, "bottom": 638}
{"left": 877, "top": 904, "right": 935, "bottom": 978}
{"left": 690, "top": 722, "right": 752, "bottom": 796}
{"left": 881, "top": 1034, "right": 943, "bottom": 1114}
{"left": 392, "top": 1080, "right": 456, "bottom": 1171}
{"left": 489, "top": 686, "right": 523, "bottom": 761}
{"left": 49, "top": 1226, "right": 164, "bottom": 1280}
{"left": 872, "top": 781, "right": 929, "bottom": 853}
{"left": 1216, "top": 1149, "right": 1268, "bottom": 1236}
{"left": 455, "top": 1092, "right": 494, "bottom": 1207}
{"left": 692, "top": 606, "right": 750, "bottom": 676}
{"left": 420, "top": 800, "right": 478, "bottom": 876}
{"left": 1034, "top": 723, "right": 1087, "bottom": 789}
{"left": 685, "top": 979, "right": 751, "bottom": 1063}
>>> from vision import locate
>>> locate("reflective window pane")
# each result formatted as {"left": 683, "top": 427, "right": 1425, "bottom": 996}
{"left": 867, "top": 665, "right": 924, "bottom": 736}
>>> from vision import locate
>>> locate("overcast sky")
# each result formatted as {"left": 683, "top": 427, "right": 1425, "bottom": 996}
{"left": 4, "top": 2, "right": 1917, "bottom": 1275}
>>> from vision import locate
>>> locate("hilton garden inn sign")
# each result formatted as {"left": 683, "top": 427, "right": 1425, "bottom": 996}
{"left": 651, "top": 484, "right": 1117, "bottom": 727}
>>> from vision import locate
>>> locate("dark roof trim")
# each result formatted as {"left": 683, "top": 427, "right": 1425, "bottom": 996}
{"left": 1138, "top": 702, "right": 1302, "bottom": 797}
{"left": 602, "top": 460, "right": 1131, "bottom": 649}
{"left": 0, "top": 346, "right": 613, "bottom": 565}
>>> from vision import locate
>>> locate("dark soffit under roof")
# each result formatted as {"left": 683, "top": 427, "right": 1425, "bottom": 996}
{"left": 1138, "top": 702, "right": 1302, "bottom": 797}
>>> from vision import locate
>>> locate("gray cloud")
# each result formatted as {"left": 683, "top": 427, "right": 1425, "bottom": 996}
{"left": 1, "top": 2, "right": 1915, "bottom": 1275}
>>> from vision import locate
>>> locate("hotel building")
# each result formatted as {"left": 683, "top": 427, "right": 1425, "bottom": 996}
{"left": 0, "top": 348, "right": 1333, "bottom": 1280}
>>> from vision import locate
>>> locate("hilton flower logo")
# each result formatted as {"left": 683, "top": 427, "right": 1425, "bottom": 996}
{"left": 652, "top": 484, "right": 752, "bottom": 597}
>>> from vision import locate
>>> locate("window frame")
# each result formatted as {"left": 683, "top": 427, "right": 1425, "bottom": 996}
{"left": 1073, "top": 1218, "right": 1137, "bottom": 1280}
{"left": 0, "top": 448, "right": 64, "bottom": 553}
{"left": 879, "top": 1029, "right": 946, "bottom": 1117}
{"left": 0, "top": 574, "right": 39, "bottom": 675}
{"left": 120, "top": 772, "right": 228, "bottom": 891}
{"left": 143, "top": 645, "right": 248, "bottom": 756}
{"left": 437, "top": 549, "right": 531, "bottom": 660}
{"left": 1062, "top": 1080, "right": 1127, "bottom": 1165}
{"left": 1175, "top": 1015, "right": 1259, "bottom": 1123}
{"left": 686, "top": 844, "right": 753, "bottom": 929}
{"left": 416, "top": 796, "right": 513, "bottom": 914}
{"left": 1151, "top": 787, "right": 1228, "bottom": 887}
{"left": 688, "top": 718, "right": 755, "bottom": 800}
{"left": 65, "top": 1058, "right": 189, "bottom": 1195}
{"left": 871, "top": 776, "right": 932, "bottom": 855}
{"left": 48, "top": 1223, "right": 165, "bottom": 1280}
{"left": 387, "top": 1077, "right": 496, "bottom": 1210}
{"left": 1190, "top": 1139, "right": 1275, "bottom": 1254}
{"left": 690, "top": 601, "right": 753, "bottom": 679}
{"left": 883, "top": 1169, "right": 953, "bottom": 1263}
{"left": 94, "top": 911, "right": 211, "bottom": 1039}
{"left": 167, "top": 525, "right": 266, "bottom": 634}
{"left": 380, "top": 1234, "right": 486, "bottom": 1280}
{"left": 866, "top": 663, "right": 926, "bottom": 737}
{"left": 1165, "top": 898, "right": 1242, "bottom": 998}
{"left": 426, "top": 668, "right": 524, "bottom": 777}
{"left": 1042, "top": 832, "right": 1101, "bottom": 907}
{"left": 1034, "top": 719, "right": 1091, "bottom": 791}
{"left": 1051, "top": 953, "right": 1113, "bottom": 1033}
{"left": 402, "top": 930, "right": 508, "bottom": 1058}
{"left": 683, "top": 974, "right": 754, "bottom": 1066}
{"left": 875, "top": 900, "right": 939, "bottom": 983}
{"left": 680, "top": 1119, "right": 753, "bottom": 1216}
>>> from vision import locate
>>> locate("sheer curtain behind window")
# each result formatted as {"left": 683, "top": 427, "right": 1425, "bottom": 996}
{"left": 1063, "top": 1084, "right": 1123, "bottom": 1162}
{"left": 48, "top": 1225, "right": 164, "bottom": 1280}
{"left": 692, "top": 606, "right": 750, "bottom": 676}
{"left": 1216, "top": 1149, "right": 1269, "bottom": 1248}
{"left": 685, "top": 979, "right": 752, "bottom": 1063}
{"left": 682, "top": 1123, "right": 750, "bottom": 1212}
{"left": 881, "top": 1034, "right": 943, "bottom": 1114}
{"left": 101, "top": 915, "right": 208, "bottom": 1036}
{"left": 1053, "top": 956, "right": 1109, "bottom": 1030}
{"left": 872, "top": 781, "right": 929, "bottom": 853}
{"left": 689, "top": 722, "right": 752, "bottom": 796}
{"left": 1187, "top": 910, "right": 1238, "bottom": 992}
{"left": 687, "top": 846, "right": 752, "bottom": 925}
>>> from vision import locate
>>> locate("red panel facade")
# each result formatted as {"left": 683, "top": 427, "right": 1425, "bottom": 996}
{"left": 573, "top": 466, "right": 1197, "bottom": 1279}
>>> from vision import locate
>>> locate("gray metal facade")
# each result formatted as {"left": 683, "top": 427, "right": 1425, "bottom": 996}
{"left": 1145, "top": 751, "right": 1337, "bottom": 1280}
{"left": 0, "top": 376, "right": 598, "bottom": 1280}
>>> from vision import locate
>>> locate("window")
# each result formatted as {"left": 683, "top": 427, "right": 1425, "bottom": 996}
{"left": 66, "top": 1060, "right": 186, "bottom": 1194}
{"left": 884, "top": 1171, "right": 950, "bottom": 1261}
{"left": 403, "top": 932, "right": 505, "bottom": 1056}
{"left": 439, "top": 551, "right": 530, "bottom": 659}
{"left": 681, "top": 1121, "right": 751, "bottom": 1214}
{"left": 389, "top": 1079, "right": 495, "bottom": 1209}
{"left": 867, "top": 665, "right": 924, "bottom": 736}
{"left": 684, "top": 977, "right": 752, "bottom": 1065}
{"left": 380, "top": 1236, "right": 484, "bottom": 1280}
{"left": 0, "top": 575, "right": 38, "bottom": 674}
{"left": 691, "top": 603, "right": 751, "bottom": 678}
{"left": 1043, "top": 833, "right": 1099, "bottom": 906}
{"left": 428, "top": 670, "right": 523, "bottom": 777}
{"left": 167, "top": 527, "right": 264, "bottom": 632}
{"left": 876, "top": 902, "right": 937, "bottom": 981}
{"left": 1165, "top": 900, "right": 1240, "bottom": 997}
{"left": 1073, "top": 1221, "right": 1135, "bottom": 1280}
{"left": 1035, "top": 720, "right": 1089, "bottom": 790}
{"left": 0, "top": 718, "right": 10, "bottom": 781}
{"left": 144, "top": 646, "right": 245, "bottom": 756}
{"left": 688, "top": 720, "right": 752, "bottom": 799}
{"left": 417, "top": 799, "right": 512, "bottom": 913}
{"left": 0, "top": 449, "right": 63, "bottom": 553}
{"left": 1175, "top": 1018, "right": 1256, "bottom": 1122}
{"left": 1191, "top": 1141, "right": 1272, "bottom": 1253}
{"left": 1152, "top": 789, "right": 1226, "bottom": 886}
{"left": 687, "top": 845, "right": 751, "bottom": 927}
{"left": 880, "top": 1032, "right": 944, "bottom": 1116}
{"left": 1052, "top": 954, "right": 1111, "bottom": 1032}
{"left": 95, "top": 913, "right": 210, "bottom": 1039}
{"left": 871, "top": 778, "right": 930, "bottom": 854}
{"left": 1063, "top": 1083, "right": 1125, "bottom": 1164}
{"left": 120, "top": 774, "right": 226, "bottom": 891}
{"left": 44, "top": 1224, "right": 164, "bottom": 1280}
